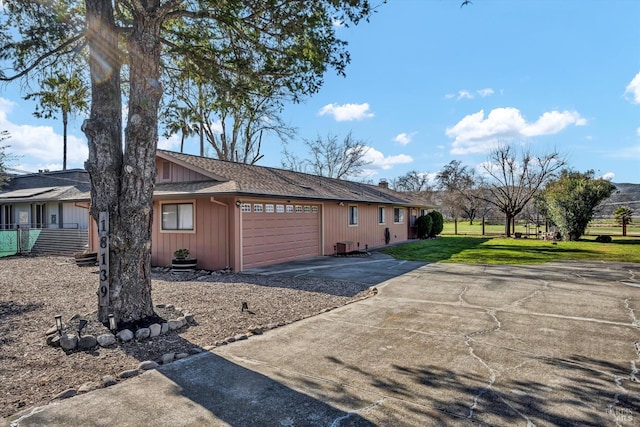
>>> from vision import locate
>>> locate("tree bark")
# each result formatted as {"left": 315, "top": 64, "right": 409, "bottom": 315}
{"left": 83, "top": 0, "right": 159, "bottom": 324}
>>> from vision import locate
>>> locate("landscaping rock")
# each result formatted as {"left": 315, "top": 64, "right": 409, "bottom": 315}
{"left": 45, "top": 325, "right": 58, "bottom": 336}
{"left": 234, "top": 333, "right": 248, "bottom": 341}
{"left": 149, "top": 323, "right": 162, "bottom": 337}
{"left": 138, "top": 360, "right": 159, "bottom": 371}
{"left": 78, "top": 335, "right": 97, "bottom": 350}
{"left": 161, "top": 322, "right": 169, "bottom": 334}
{"left": 135, "top": 328, "right": 151, "bottom": 340}
{"left": 116, "top": 329, "right": 134, "bottom": 342}
{"left": 102, "top": 375, "right": 117, "bottom": 387}
{"left": 78, "top": 382, "right": 100, "bottom": 393}
{"left": 60, "top": 334, "right": 78, "bottom": 351}
{"left": 53, "top": 388, "right": 77, "bottom": 400}
{"left": 161, "top": 353, "right": 175, "bottom": 365}
{"left": 118, "top": 369, "right": 139, "bottom": 379}
{"left": 168, "top": 319, "right": 183, "bottom": 331}
{"left": 97, "top": 334, "right": 116, "bottom": 347}
{"left": 46, "top": 335, "right": 61, "bottom": 347}
{"left": 175, "top": 352, "right": 189, "bottom": 360}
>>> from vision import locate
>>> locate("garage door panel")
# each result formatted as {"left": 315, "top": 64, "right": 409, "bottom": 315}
{"left": 242, "top": 208, "right": 320, "bottom": 269}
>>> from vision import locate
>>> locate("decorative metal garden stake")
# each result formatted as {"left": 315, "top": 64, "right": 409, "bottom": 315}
{"left": 77, "top": 319, "right": 88, "bottom": 337}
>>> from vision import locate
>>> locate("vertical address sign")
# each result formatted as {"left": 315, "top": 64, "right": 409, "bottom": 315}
{"left": 98, "top": 211, "right": 109, "bottom": 307}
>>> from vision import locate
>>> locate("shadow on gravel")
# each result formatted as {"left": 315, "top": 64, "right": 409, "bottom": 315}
{"left": 0, "top": 301, "right": 43, "bottom": 351}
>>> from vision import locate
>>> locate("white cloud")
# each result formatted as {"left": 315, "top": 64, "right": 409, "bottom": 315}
{"left": 477, "top": 88, "right": 495, "bottom": 97}
{"left": 362, "top": 146, "right": 413, "bottom": 171}
{"left": 318, "top": 103, "right": 374, "bottom": 121}
{"left": 624, "top": 72, "right": 640, "bottom": 104}
{"left": 445, "top": 88, "right": 495, "bottom": 100}
{"left": 446, "top": 107, "right": 587, "bottom": 155}
{"left": 157, "top": 133, "right": 182, "bottom": 151}
{"left": 457, "top": 90, "right": 473, "bottom": 100}
{"left": 600, "top": 172, "right": 615, "bottom": 181}
{"left": 0, "top": 97, "right": 88, "bottom": 172}
{"left": 636, "top": 127, "right": 640, "bottom": 136}
{"left": 393, "top": 132, "right": 417, "bottom": 146}
{"left": 522, "top": 110, "right": 586, "bottom": 136}
{"left": 332, "top": 19, "right": 345, "bottom": 28}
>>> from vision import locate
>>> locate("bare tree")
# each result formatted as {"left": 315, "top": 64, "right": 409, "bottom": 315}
{"left": 391, "top": 170, "right": 433, "bottom": 195}
{"left": 282, "top": 132, "right": 370, "bottom": 179}
{"left": 477, "top": 145, "right": 566, "bottom": 237}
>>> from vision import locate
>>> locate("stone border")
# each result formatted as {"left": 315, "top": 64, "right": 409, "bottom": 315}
{"left": 45, "top": 305, "right": 195, "bottom": 352}
{"left": 48, "top": 286, "right": 378, "bottom": 401}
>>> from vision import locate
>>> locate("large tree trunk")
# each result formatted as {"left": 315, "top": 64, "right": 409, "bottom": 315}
{"left": 83, "top": 0, "right": 159, "bottom": 324}
{"left": 504, "top": 214, "right": 512, "bottom": 237}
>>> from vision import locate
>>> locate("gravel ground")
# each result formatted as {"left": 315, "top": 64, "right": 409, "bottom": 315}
{"left": 0, "top": 256, "right": 374, "bottom": 419}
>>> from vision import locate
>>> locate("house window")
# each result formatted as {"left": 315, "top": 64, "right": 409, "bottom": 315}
{"left": 241, "top": 203, "right": 251, "bottom": 212}
{"left": 304, "top": 206, "right": 311, "bottom": 213}
{"left": 253, "top": 204, "right": 263, "bottom": 213}
{"left": 286, "top": 205, "right": 294, "bottom": 213}
{"left": 394, "top": 207, "right": 404, "bottom": 224}
{"left": 311, "top": 206, "right": 318, "bottom": 214}
{"left": 265, "top": 204, "right": 274, "bottom": 213}
{"left": 378, "top": 207, "right": 386, "bottom": 224}
{"left": 161, "top": 202, "right": 194, "bottom": 231}
{"left": 295, "top": 205, "right": 303, "bottom": 213}
{"left": 276, "top": 204, "right": 285, "bottom": 213}
{"left": 349, "top": 205, "right": 358, "bottom": 226}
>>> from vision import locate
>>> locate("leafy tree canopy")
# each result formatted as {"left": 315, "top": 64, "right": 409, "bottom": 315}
{"left": 536, "top": 169, "right": 615, "bottom": 241}
{"left": 0, "top": 0, "right": 378, "bottom": 323}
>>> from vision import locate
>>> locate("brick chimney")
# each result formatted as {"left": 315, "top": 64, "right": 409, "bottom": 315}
{"left": 378, "top": 178, "right": 388, "bottom": 189}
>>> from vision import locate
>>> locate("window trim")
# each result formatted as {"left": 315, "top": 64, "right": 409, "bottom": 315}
{"left": 393, "top": 207, "right": 405, "bottom": 224}
{"left": 160, "top": 199, "right": 196, "bottom": 234}
{"left": 348, "top": 204, "right": 358, "bottom": 226}
{"left": 378, "top": 206, "right": 386, "bottom": 225}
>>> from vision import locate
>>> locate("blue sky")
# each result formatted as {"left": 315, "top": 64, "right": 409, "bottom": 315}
{"left": 1, "top": 0, "right": 639, "bottom": 183}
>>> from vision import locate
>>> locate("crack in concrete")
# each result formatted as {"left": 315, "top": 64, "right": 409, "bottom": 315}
{"left": 510, "top": 280, "right": 549, "bottom": 308}
{"left": 624, "top": 299, "right": 639, "bottom": 327}
{"left": 386, "top": 297, "right": 638, "bottom": 328}
{"left": 330, "top": 398, "right": 386, "bottom": 427}
{"left": 458, "top": 286, "right": 469, "bottom": 305}
{"left": 465, "top": 309, "right": 501, "bottom": 420}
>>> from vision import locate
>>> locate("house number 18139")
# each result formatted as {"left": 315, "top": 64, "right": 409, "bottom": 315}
{"left": 98, "top": 212, "right": 109, "bottom": 307}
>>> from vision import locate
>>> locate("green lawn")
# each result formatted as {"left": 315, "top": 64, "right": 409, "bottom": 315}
{"left": 381, "top": 235, "right": 640, "bottom": 264}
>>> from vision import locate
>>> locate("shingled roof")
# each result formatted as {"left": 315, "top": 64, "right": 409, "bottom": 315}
{"left": 0, "top": 169, "right": 91, "bottom": 202}
{"left": 156, "top": 150, "right": 435, "bottom": 207}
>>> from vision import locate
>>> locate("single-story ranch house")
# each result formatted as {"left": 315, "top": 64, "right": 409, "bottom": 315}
{"left": 0, "top": 150, "right": 436, "bottom": 269}
{"left": 0, "top": 169, "right": 91, "bottom": 255}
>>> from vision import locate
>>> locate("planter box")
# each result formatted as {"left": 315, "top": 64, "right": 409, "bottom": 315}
{"left": 74, "top": 252, "right": 97, "bottom": 267}
{"left": 171, "top": 258, "right": 197, "bottom": 272}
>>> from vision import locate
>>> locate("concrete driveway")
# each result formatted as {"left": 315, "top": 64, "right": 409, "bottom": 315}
{"left": 7, "top": 261, "right": 640, "bottom": 426}
{"left": 242, "top": 251, "right": 427, "bottom": 286}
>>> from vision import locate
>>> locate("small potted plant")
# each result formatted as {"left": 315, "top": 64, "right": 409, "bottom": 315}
{"left": 171, "top": 248, "right": 197, "bottom": 272}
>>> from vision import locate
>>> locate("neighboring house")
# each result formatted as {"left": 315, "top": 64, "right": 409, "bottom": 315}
{"left": 0, "top": 169, "right": 91, "bottom": 256}
{"left": 140, "top": 150, "right": 437, "bottom": 271}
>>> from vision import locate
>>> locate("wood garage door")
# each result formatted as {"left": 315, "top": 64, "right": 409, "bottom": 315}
{"left": 242, "top": 203, "right": 320, "bottom": 269}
